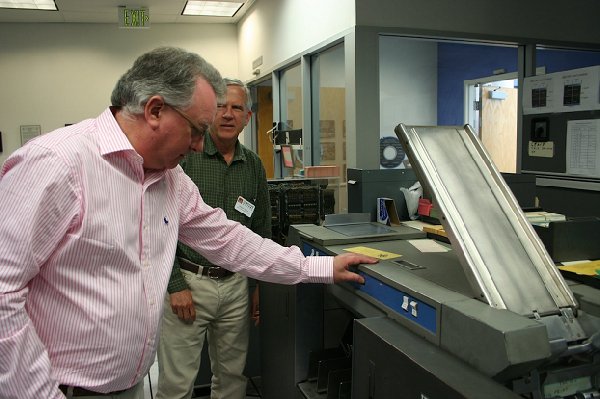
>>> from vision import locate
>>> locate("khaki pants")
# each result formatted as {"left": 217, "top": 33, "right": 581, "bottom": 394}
{"left": 156, "top": 271, "right": 250, "bottom": 399}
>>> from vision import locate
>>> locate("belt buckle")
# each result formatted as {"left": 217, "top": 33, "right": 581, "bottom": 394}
{"left": 207, "top": 267, "right": 221, "bottom": 279}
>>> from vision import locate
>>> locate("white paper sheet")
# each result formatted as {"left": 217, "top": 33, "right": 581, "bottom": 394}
{"left": 408, "top": 239, "right": 451, "bottom": 253}
{"left": 566, "top": 119, "right": 600, "bottom": 178}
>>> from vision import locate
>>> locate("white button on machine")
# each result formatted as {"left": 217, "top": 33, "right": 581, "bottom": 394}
{"left": 410, "top": 300, "right": 418, "bottom": 317}
{"left": 402, "top": 295, "right": 410, "bottom": 311}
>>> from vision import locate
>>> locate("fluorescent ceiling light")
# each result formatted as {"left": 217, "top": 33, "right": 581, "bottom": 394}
{"left": 0, "top": 0, "right": 57, "bottom": 10}
{"left": 183, "top": 1, "right": 243, "bottom": 17}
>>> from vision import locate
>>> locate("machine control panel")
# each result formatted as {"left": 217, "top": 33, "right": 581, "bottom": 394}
{"left": 302, "top": 241, "right": 437, "bottom": 336}
{"left": 357, "top": 271, "right": 436, "bottom": 334}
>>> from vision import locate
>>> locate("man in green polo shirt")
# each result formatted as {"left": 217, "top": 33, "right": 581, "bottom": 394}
{"left": 156, "top": 78, "right": 270, "bottom": 399}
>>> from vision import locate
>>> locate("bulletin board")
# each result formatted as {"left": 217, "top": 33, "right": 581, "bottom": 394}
{"left": 521, "top": 111, "right": 600, "bottom": 180}
{"left": 521, "top": 66, "right": 600, "bottom": 183}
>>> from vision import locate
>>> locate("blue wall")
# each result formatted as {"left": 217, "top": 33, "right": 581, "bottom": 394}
{"left": 437, "top": 43, "right": 518, "bottom": 125}
{"left": 436, "top": 43, "right": 600, "bottom": 125}
{"left": 537, "top": 48, "right": 600, "bottom": 73}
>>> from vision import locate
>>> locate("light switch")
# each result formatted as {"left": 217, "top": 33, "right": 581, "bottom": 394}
{"left": 402, "top": 296, "right": 409, "bottom": 311}
{"left": 410, "top": 300, "right": 418, "bottom": 317}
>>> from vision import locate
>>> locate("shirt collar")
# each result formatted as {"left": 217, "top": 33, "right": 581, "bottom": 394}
{"left": 96, "top": 107, "right": 138, "bottom": 157}
{"left": 204, "top": 133, "right": 246, "bottom": 163}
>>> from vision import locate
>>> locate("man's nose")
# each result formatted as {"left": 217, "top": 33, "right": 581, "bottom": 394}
{"left": 221, "top": 106, "right": 233, "bottom": 118}
{"left": 190, "top": 135, "right": 204, "bottom": 152}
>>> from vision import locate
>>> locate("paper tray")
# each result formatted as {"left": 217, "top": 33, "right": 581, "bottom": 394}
{"left": 395, "top": 124, "right": 576, "bottom": 317}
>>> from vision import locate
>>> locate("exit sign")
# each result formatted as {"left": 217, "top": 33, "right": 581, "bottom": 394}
{"left": 118, "top": 6, "right": 150, "bottom": 28}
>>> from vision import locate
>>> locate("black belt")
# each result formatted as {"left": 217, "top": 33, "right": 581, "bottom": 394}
{"left": 178, "top": 258, "right": 234, "bottom": 279}
{"left": 59, "top": 385, "right": 127, "bottom": 397}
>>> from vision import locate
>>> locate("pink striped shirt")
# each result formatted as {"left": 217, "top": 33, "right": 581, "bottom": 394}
{"left": 0, "top": 107, "right": 333, "bottom": 398}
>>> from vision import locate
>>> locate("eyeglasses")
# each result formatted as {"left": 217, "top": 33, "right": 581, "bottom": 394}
{"left": 165, "top": 103, "right": 207, "bottom": 139}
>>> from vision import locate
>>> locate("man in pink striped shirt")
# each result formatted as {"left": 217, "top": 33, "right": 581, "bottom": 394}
{"left": 0, "top": 47, "right": 375, "bottom": 398}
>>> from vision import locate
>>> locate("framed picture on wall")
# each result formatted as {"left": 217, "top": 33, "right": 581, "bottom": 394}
{"left": 20, "top": 125, "right": 41, "bottom": 146}
{"left": 321, "top": 142, "right": 336, "bottom": 161}
{"left": 281, "top": 145, "right": 294, "bottom": 167}
{"left": 320, "top": 120, "right": 335, "bottom": 139}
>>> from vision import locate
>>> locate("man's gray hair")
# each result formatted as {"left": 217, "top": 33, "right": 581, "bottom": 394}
{"left": 111, "top": 47, "right": 226, "bottom": 115}
{"left": 223, "top": 78, "right": 252, "bottom": 111}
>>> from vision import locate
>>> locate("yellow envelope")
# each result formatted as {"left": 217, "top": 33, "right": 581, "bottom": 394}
{"left": 558, "top": 260, "right": 600, "bottom": 277}
{"left": 343, "top": 246, "right": 402, "bottom": 260}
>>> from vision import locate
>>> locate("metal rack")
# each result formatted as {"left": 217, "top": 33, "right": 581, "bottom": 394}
{"left": 267, "top": 180, "right": 335, "bottom": 244}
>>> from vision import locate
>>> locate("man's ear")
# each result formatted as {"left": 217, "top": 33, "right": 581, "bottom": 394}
{"left": 243, "top": 110, "right": 253, "bottom": 128}
{"left": 145, "top": 96, "right": 165, "bottom": 129}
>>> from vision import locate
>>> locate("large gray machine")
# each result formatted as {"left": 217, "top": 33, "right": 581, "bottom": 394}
{"left": 389, "top": 123, "right": 600, "bottom": 396}
{"left": 261, "top": 124, "right": 600, "bottom": 399}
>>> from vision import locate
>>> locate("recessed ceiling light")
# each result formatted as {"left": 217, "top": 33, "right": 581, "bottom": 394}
{"left": 183, "top": 1, "right": 244, "bottom": 17}
{"left": 0, "top": 0, "right": 57, "bottom": 10}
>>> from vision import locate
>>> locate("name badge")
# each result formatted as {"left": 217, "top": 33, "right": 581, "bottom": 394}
{"left": 235, "top": 196, "right": 255, "bottom": 217}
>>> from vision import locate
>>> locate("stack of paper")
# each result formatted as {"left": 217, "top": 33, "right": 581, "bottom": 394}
{"left": 525, "top": 212, "right": 566, "bottom": 227}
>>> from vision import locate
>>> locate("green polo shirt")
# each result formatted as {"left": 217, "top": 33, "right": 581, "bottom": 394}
{"left": 167, "top": 133, "right": 272, "bottom": 293}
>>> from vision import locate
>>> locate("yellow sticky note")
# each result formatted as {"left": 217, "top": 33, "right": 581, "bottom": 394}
{"left": 558, "top": 260, "right": 600, "bottom": 277}
{"left": 343, "top": 246, "right": 402, "bottom": 260}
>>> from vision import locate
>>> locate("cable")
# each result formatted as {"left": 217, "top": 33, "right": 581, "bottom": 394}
{"left": 147, "top": 372, "right": 154, "bottom": 399}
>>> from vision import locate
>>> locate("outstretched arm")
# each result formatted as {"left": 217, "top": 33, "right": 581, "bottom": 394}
{"left": 332, "top": 253, "right": 378, "bottom": 284}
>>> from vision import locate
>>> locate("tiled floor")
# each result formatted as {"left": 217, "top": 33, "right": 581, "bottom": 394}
{"left": 142, "top": 359, "right": 262, "bottom": 399}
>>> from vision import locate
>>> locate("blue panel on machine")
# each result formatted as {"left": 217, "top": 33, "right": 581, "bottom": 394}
{"left": 356, "top": 272, "right": 436, "bottom": 334}
{"left": 302, "top": 242, "right": 437, "bottom": 334}
{"left": 302, "top": 242, "right": 328, "bottom": 256}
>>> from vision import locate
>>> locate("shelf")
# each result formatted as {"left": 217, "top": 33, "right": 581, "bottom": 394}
{"left": 274, "top": 144, "right": 303, "bottom": 150}
{"left": 268, "top": 176, "right": 339, "bottom": 183}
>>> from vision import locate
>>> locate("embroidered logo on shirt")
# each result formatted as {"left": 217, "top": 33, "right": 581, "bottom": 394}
{"left": 163, "top": 217, "right": 169, "bottom": 225}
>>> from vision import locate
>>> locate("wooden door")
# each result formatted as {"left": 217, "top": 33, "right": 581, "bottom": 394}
{"left": 256, "top": 85, "right": 274, "bottom": 178}
{"left": 480, "top": 86, "right": 518, "bottom": 173}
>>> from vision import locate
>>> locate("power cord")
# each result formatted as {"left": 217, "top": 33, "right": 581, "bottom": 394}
{"left": 147, "top": 373, "right": 154, "bottom": 399}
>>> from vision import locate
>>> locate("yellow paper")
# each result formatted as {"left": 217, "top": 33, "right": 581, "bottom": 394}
{"left": 558, "top": 260, "right": 600, "bottom": 276}
{"left": 343, "top": 246, "right": 402, "bottom": 260}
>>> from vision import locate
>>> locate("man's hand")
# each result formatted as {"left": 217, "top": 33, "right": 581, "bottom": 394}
{"left": 332, "top": 253, "right": 378, "bottom": 284}
{"left": 170, "top": 290, "right": 196, "bottom": 322}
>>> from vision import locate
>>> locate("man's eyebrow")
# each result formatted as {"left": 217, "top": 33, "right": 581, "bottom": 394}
{"left": 217, "top": 102, "right": 244, "bottom": 107}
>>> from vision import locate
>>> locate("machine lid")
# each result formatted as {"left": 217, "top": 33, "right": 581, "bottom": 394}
{"left": 323, "top": 213, "right": 399, "bottom": 237}
{"left": 395, "top": 124, "right": 577, "bottom": 317}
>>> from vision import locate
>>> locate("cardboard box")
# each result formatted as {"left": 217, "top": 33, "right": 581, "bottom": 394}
{"left": 304, "top": 165, "right": 339, "bottom": 178}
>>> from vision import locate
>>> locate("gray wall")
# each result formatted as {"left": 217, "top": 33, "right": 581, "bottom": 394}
{"left": 355, "top": 0, "right": 600, "bottom": 47}
{"left": 0, "top": 23, "right": 238, "bottom": 164}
